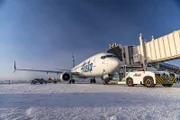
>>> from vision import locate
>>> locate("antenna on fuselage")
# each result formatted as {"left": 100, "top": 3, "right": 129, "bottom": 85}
{"left": 72, "top": 52, "right": 75, "bottom": 68}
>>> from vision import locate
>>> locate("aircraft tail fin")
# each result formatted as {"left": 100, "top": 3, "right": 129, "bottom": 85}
{"left": 72, "top": 52, "right": 75, "bottom": 68}
{"left": 13, "top": 61, "right": 16, "bottom": 73}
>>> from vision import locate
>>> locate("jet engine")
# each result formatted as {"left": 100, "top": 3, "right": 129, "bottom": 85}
{"left": 60, "top": 72, "right": 71, "bottom": 81}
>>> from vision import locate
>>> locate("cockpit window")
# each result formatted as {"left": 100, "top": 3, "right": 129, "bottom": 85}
{"left": 106, "top": 55, "right": 116, "bottom": 58}
{"left": 101, "top": 56, "right": 106, "bottom": 59}
{"left": 101, "top": 55, "right": 117, "bottom": 59}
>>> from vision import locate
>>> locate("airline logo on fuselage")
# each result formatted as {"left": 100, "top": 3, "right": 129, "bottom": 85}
{"left": 133, "top": 73, "right": 141, "bottom": 77}
{"left": 81, "top": 60, "right": 93, "bottom": 72}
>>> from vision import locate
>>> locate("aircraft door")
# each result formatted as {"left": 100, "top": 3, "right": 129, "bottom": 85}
{"left": 119, "top": 66, "right": 126, "bottom": 81}
{"left": 101, "top": 57, "right": 106, "bottom": 65}
{"left": 123, "top": 65, "right": 126, "bottom": 77}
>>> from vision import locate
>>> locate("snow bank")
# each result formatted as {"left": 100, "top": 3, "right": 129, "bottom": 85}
{"left": 0, "top": 83, "right": 180, "bottom": 120}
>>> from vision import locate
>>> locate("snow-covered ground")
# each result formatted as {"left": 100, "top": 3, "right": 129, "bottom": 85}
{"left": 1, "top": 82, "right": 180, "bottom": 120}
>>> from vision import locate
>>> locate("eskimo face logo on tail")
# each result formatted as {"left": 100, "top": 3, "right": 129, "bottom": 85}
{"left": 81, "top": 60, "right": 93, "bottom": 72}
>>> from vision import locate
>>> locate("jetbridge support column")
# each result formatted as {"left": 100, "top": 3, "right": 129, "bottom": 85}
{"left": 139, "top": 33, "right": 148, "bottom": 71}
{"left": 154, "top": 62, "right": 160, "bottom": 70}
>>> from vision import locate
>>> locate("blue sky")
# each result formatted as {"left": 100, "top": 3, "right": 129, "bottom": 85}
{"left": 0, "top": 0, "right": 180, "bottom": 80}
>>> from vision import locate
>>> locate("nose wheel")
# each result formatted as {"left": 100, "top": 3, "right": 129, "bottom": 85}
{"left": 90, "top": 78, "right": 96, "bottom": 83}
{"left": 103, "top": 79, "right": 110, "bottom": 85}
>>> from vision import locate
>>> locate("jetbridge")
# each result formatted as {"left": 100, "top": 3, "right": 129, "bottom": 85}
{"left": 107, "top": 30, "right": 180, "bottom": 73}
{"left": 150, "top": 62, "right": 180, "bottom": 73}
{"left": 137, "top": 30, "right": 180, "bottom": 64}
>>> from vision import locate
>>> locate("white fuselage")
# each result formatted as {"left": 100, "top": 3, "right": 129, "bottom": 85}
{"left": 71, "top": 52, "right": 121, "bottom": 78}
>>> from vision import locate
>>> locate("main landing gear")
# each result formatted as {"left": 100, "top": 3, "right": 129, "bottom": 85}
{"left": 69, "top": 79, "right": 75, "bottom": 84}
{"left": 90, "top": 78, "right": 96, "bottom": 83}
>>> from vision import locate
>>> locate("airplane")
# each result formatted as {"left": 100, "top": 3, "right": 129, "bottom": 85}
{"left": 13, "top": 52, "right": 121, "bottom": 84}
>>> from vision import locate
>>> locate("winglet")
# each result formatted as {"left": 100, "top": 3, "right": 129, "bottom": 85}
{"left": 13, "top": 61, "right": 16, "bottom": 73}
{"left": 72, "top": 52, "right": 75, "bottom": 68}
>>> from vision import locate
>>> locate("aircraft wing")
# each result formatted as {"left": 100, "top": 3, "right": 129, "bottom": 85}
{"left": 13, "top": 61, "right": 71, "bottom": 74}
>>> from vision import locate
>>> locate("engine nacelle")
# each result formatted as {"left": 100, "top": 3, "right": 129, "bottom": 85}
{"left": 102, "top": 74, "right": 114, "bottom": 80}
{"left": 60, "top": 72, "right": 71, "bottom": 81}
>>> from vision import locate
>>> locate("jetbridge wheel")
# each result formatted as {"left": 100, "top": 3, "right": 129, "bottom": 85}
{"left": 162, "top": 84, "right": 173, "bottom": 87}
{"left": 144, "top": 76, "right": 154, "bottom": 88}
{"left": 126, "top": 78, "right": 134, "bottom": 87}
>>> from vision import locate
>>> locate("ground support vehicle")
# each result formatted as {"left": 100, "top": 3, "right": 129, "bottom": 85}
{"left": 125, "top": 71, "right": 173, "bottom": 87}
{"left": 105, "top": 65, "right": 174, "bottom": 87}
{"left": 31, "top": 78, "right": 47, "bottom": 84}
{"left": 47, "top": 77, "right": 58, "bottom": 84}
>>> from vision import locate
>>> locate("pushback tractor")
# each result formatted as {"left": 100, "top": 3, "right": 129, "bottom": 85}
{"left": 119, "top": 66, "right": 174, "bottom": 87}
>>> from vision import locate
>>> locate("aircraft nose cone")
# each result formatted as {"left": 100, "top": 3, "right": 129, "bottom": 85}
{"left": 104, "top": 58, "right": 121, "bottom": 74}
{"left": 110, "top": 58, "right": 121, "bottom": 71}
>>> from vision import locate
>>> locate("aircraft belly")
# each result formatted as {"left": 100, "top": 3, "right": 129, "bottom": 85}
{"left": 82, "top": 72, "right": 92, "bottom": 77}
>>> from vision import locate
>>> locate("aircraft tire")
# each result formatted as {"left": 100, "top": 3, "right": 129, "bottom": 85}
{"left": 90, "top": 79, "right": 93, "bottom": 83}
{"left": 69, "top": 80, "right": 72, "bottom": 84}
{"left": 72, "top": 79, "right": 75, "bottom": 84}
{"left": 103, "top": 80, "right": 109, "bottom": 85}
{"left": 94, "top": 79, "right": 96, "bottom": 83}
